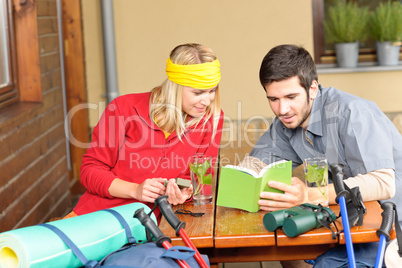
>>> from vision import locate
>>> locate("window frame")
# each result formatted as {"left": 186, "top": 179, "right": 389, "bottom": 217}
{"left": 0, "top": 0, "right": 18, "bottom": 109}
{"left": 0, "top": 0, "right": 42, "bottom": 111}
{"left": 312, "top": 0, "right": 402, "bottom": 65}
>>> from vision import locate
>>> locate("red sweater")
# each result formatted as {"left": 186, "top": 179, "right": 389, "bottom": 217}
{"left": 74, "top": 92, "right": 223, "bottom": 216}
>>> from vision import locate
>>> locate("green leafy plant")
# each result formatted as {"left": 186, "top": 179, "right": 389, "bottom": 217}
{"left": 324, "top": 1, "right": 370, "bottom": 43}
{"left": 369, "top": 1, "right": 402, "bottom": 42}
{"left": 305, "top": 164, "right": 328, "bottom": 200}
{"left": 189, "top": 159, "right": 212, "bottom": 195}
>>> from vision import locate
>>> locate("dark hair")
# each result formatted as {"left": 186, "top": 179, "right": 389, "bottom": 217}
{"left": 259, "top": 44, "right": 318, "bottom": 96}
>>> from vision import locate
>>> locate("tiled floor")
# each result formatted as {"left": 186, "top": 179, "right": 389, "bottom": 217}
{"left": 219, "top": 261, "right": 282, "bottom": 268}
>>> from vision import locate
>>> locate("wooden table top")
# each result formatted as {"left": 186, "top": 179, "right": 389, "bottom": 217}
{"left": 158, "top": 165, "right": 396, "bottom": 263}
{"left": 214, "top": 206, "right": 275, "bottom": 248}
{"left": 160, "top": 200, "right": 394, "bottom": 247}
{"left": 158, "top": 202, "right": 215, "bottom": 248}
{"left": 336, "top": 201, "right": 396, "bottom": 244}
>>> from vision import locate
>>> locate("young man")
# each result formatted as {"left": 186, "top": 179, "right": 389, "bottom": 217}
{"left": 243, "top": 44, "right": 401, "bottom": 267}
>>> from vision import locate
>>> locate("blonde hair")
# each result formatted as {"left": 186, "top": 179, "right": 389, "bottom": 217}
{"left": 150, "top": 43, "right": 221, "bottom": 139}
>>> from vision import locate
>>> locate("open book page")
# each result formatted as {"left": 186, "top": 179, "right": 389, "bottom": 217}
{"left": 237, "top": 155, "right": 267, "bottom": 175}
{"left": 217, "top": 160, "right": 292, "bottom": 212}
{"left": 224, "top": 165, "right": 259, "bottom": 178}
{"left": 225, "top": 159, "right": 288, "bottom": 178}
{"left": 257, "top": 159, "right": 288, "bottom": 177}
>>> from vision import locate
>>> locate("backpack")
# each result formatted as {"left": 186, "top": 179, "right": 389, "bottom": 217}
{"left": 40, "top": 209, "right": 209, "bottom": 267}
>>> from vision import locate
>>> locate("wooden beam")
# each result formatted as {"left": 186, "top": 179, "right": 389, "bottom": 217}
{"left": 61, "top": 0, "right": 89, "bottom": 195}
{"left": 13, "top": 0, "right": 42, "bottom": 102}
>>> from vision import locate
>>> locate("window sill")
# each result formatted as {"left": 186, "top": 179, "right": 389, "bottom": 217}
{"left": 317, "top": 61, "right": 402, "bottom": 74}
{"left": 0, "top": 101, "right": 43, "bottom": 130}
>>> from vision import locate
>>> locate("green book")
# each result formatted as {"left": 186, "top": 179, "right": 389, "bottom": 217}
{"left": 217, "top": 160, "right": 292, "bottom": 212}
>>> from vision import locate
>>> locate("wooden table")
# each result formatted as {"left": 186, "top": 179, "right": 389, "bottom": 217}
{"left": 159, "top": 200, "right": 395, "bottom": 266}
{"left": 159, "top": 202, "right": 215, "bottom": 248}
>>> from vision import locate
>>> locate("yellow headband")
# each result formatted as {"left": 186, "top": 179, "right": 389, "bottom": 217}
{"left": 166, "top": 58, "right": 221, "bottom": 89}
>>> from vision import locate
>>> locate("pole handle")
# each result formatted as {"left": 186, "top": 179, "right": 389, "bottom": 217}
{"left": 330, "top": 163, "right": 349, "bottom": 203}
{"left": 376, "top": 202, "right": 395, "bottom": 242}
{"left": 155, "top": 195, "right": 186, "bottom": 236}
{"left": 134, "top": 207, "right": 171, "bottom": 247}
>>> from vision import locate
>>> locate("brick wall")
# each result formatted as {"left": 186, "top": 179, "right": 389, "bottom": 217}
{"left": 0, "top": 0, "right": 71, "bottom": 232}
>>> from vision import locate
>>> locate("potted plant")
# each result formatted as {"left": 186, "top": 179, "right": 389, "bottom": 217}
{"left": 369, "top": 1, "right": 402, "bottom": 66}
{"left": 324, "top": 1, "right": 369, "bottom": 68}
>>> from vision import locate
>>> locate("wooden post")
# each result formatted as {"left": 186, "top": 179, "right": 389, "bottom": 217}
{"left": 61, "top": 0, "right": 89, "bottom": 195}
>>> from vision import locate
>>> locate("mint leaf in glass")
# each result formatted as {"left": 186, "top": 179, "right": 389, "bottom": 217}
{"left": 305, "top": 163, "right": 328, "bottom": 200}
{"left": 190, "top": 158, "right": 212, "bottom": 195}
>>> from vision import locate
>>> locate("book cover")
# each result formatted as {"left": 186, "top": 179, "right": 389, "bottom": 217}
{"left": 216, "top": 160, "right": 292, "bottom": 212}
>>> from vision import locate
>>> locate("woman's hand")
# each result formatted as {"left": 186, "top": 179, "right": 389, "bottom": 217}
{"left": 134, "top": 178, "right": 166, "bottom": 203}
{"left": 165, "top": 178, "right": 193, "bottom": 205}
{"left": 258, "top": 177, "right": 308, "bottom": 211}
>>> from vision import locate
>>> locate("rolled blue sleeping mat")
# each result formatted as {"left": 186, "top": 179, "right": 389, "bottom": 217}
{"left": 0, "top": 203, "right": 156, "bottom": 268}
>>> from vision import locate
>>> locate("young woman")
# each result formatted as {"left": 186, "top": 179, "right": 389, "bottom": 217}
{"left": 66, "top": 43, "right": 224, "bottom": 219}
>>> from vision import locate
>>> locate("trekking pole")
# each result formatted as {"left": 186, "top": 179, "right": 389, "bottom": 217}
{"left": 374, "top": 202, "right": 395, "bottom": 268}
{"left": 156, "top": 195, "right": 209, "bottom": 268}
{"left": 134, "top": 208, "right": 190, "bottom": 268}
{"left": 330, "top": 163, "right": 356, "bottom": 268}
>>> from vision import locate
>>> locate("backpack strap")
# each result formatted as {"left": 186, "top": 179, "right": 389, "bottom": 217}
{"left": 315, "top": 204, "right": 337, "bottom": 240}
{"left": 344, "top": 184, "right": 366, "bottom": 226}
{"left": 39, "top": 223, "right": 98, "bottom": 268}
{"left": 39, "top": 209, "right": 137, "bottom": 268}
{"left": 102, "top": 209, "right": 137, "bottom": 244}
{"left": 161, "top": 245, "right": 196, "bottom": 260}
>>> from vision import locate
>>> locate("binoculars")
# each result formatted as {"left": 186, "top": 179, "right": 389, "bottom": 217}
{"left": 263, "top": 203, "right": 336, "bottom": 237}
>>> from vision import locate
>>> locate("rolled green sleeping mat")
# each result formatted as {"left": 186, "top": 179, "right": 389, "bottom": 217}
{"left": 0, "top": 203, "right": 156, "bottom": 268}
